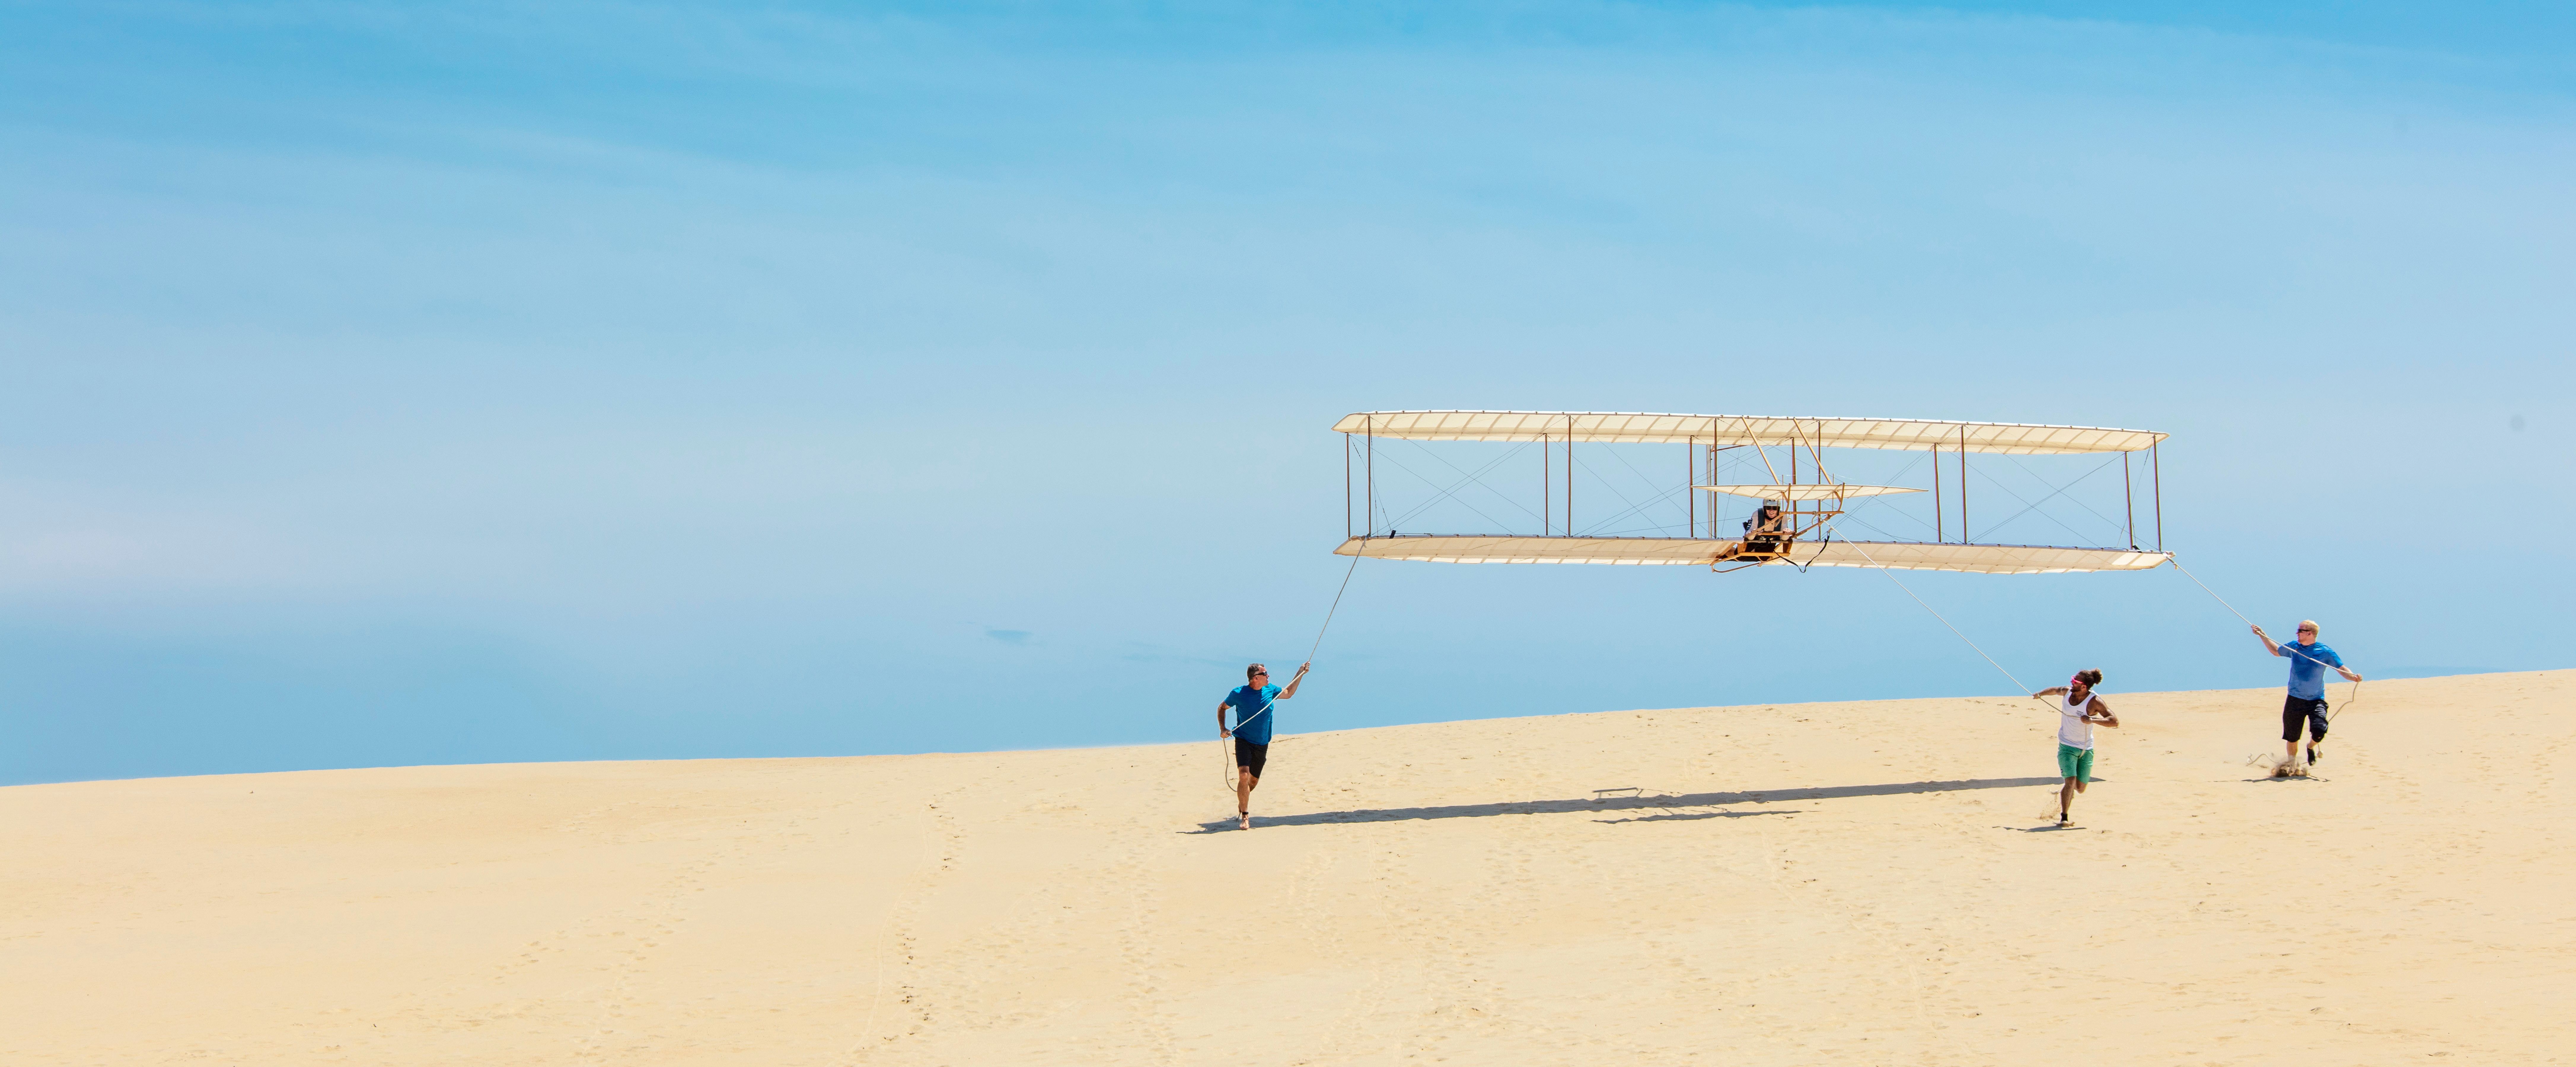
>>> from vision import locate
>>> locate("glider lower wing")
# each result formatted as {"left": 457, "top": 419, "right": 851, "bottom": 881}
{"left": 1334, "top": 536, "right": 2172, "bottom": 574}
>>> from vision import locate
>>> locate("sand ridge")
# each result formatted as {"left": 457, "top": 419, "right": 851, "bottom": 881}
{"left": 3, "top": 671, "right": 2568, "bottom": 1064}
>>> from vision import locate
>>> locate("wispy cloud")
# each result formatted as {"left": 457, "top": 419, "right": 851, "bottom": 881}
{"left": 2, "top": 0, "right": 2568, "bottom": 783}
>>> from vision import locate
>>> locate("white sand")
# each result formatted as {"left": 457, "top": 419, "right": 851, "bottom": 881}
{"left": 4, "top": 671, "right": 2568, "bottom": 1064}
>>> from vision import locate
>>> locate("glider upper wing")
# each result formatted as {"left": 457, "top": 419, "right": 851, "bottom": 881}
{"left": 1328, "top": 410, "right": 2163, "bottom": 455}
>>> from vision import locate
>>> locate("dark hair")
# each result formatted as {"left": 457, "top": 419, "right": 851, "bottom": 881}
{"left": 2075, "top": 669, "right": 2103, "bottom": 687}
{"left": 1246, "top": 663, "right": 1266, "bottom": 681}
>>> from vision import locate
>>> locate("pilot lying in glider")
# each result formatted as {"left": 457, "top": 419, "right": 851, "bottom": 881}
{"left": 1713, "top": 501, "right": 1788, "bottom": 561}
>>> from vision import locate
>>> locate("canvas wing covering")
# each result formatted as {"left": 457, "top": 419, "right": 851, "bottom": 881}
{"left": 1330, "top": 411, "right": 2164, "bottom": 455}
{"left": 1335, "top": 536, "right": 2170, "bottom": 574}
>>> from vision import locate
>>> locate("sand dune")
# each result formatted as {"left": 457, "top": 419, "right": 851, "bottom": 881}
{"left": 4, "top": 671, "right": 2568, "bottom": 1064}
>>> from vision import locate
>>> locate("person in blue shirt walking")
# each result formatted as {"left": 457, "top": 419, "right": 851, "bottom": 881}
{"left": 1219, "top": 661, "right": 1308, "bottom": 830}
{"left": 2252, "top": 620, "right": 2363, "bottom": 767}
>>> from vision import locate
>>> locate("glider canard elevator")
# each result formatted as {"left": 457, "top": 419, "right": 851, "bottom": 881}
{"left": 1330, "top": 411, "right": 2174, "bottom": 574}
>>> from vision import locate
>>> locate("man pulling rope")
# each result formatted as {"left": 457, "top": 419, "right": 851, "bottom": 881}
{"left": 1205, "top": 538, "right": 1365, "bottom": 830}
{"left": 1219, "top": 662, "right": 1308, "bottom": 830}
{"left": 2250, "top": 620, "right": 2363, "bottom": 769}
{"left": 2168, "top": 560, "right": 2367, "bottom": 771}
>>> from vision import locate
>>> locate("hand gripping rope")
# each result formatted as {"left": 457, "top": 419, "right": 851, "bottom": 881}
{"left": 1222, "top": 540, "right": 1367, "bottom": 790}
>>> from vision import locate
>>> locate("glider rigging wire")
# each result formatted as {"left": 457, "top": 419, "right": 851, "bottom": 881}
{"left": 1379, "top": 440, "right": 1532, "bottom": 531}
{"left": 1976, "top": 454, "right": 2125, "bottom": 544}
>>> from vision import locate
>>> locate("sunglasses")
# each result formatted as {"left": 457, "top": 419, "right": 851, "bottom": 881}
{"left": 1250, "top": 671, "right": 1269, "bottom": 677}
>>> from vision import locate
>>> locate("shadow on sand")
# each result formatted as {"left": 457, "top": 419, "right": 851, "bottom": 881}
{"left": 1186, "top": 777, "right": 2064, "bottom": 834}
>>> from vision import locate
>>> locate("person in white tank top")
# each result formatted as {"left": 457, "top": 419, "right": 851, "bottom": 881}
{"left": 2033, "top": 669, "right": 2120, "bottom": 827}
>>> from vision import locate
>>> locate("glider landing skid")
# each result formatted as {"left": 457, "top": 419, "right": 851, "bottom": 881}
{"left": 1711, "top": 537, "right": 1795, "bottom": 572}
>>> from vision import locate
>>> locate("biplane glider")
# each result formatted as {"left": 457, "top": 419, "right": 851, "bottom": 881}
{"left": 1329, "top": 411, "right": 2173, "bottom": 574}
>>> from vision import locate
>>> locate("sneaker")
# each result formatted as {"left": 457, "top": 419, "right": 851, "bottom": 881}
{"left": 2309, "top": 747, "right": 2324, "bottom": 763}
{"left": 2057, "top": 814, "right": 2071, "bottom": 828}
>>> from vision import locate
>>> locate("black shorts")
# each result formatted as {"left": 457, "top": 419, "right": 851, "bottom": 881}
{"left": 2282, "top": 696, "right": 2329, "bottom": 742}
{"left": 1234, "top": 741, "right": 1269, "bottom": 778}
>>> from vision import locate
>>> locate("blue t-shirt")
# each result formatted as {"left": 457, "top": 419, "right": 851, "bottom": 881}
{"left": 2275, "top": 640, "right": 2345, "bottom": 699}
{"left": 1224, "top": 683, "right": 1282, "bottom": 745}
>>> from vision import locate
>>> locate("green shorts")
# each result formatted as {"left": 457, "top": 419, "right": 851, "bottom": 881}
{"left": 2056, "top": 744, "right": 2095, "bottom": 783}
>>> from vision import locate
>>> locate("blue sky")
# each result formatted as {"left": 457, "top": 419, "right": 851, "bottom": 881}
{"left": 3, "top": 1, "right": 2570, "bottom": 785}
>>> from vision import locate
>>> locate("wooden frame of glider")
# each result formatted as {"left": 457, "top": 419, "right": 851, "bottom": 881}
{"left": 1332, "top": 411, "right": 2171, "bottom": 575}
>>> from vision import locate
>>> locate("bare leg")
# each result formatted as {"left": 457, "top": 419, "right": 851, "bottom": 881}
{"left": 1236, "top": 769, "right": 1258, "bottom": 828}
{"left": 2058, "top": 777, "right": 2077, "bottom": 822}
{"left": 2285, "top": 739, "right": 2300, "bottom": 766}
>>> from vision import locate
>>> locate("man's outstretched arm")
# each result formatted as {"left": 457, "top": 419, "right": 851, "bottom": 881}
{"left": 2251, "top": 624, "right": 2284, "bottom": 656}
{"left": 1278, "top": 662, "right": 1311, "bottom": 699}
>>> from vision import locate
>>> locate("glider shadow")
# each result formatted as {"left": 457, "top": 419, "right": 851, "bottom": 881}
{"left": 1185, "top": 776, "right": 2062, "bottom": 834}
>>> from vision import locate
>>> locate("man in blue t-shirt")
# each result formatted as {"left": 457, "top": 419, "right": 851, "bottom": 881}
{"left": 1218, "top": 660, "right": 1308, "bottom": 830}
{"left": 2252, "top": 620, "right": 2363, "bottom": 767}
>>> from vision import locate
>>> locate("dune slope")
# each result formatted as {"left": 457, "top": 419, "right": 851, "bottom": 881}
{"left": 4, "top": 671, "right": 2569, "bottom": 1065}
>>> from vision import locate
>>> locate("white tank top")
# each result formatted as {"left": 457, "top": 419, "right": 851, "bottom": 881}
{"left": 2058, "top": 691, "right": 2096, "bottom": 749}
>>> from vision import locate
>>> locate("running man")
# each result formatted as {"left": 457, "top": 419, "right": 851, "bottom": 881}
{"left": 2252, "top": 621, "right": 2362, "bottom": 767}
{"left": 1219, "top": 661, "right": 1308, "bottom": 830}
{"left": 2032, "top": 669, "right": 2118, "bottom": 827}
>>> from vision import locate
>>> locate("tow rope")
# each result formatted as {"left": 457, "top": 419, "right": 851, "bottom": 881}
{"left": 1222, "top": 538, "right": 1367, "bottom": 790}
{"left": 2169, "top": 557, "right": 2363, "bottom": 722}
